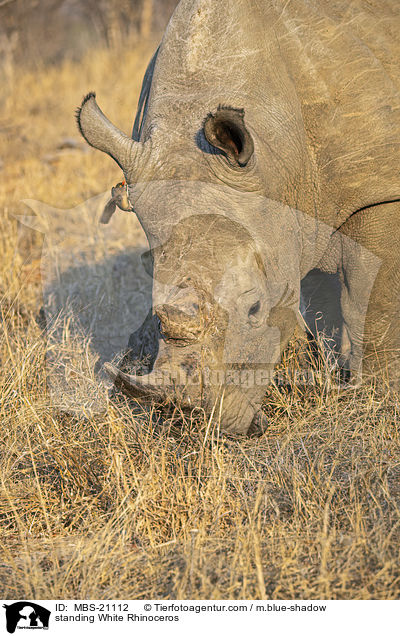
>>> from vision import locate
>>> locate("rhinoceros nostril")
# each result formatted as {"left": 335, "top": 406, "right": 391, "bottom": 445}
{"left": 154, "top": 304, "right": 202, "bottom": 344}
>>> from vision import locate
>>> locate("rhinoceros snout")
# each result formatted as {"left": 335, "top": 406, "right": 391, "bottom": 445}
{"left": 154, "top": 303, "right": 202, "bottom": 344}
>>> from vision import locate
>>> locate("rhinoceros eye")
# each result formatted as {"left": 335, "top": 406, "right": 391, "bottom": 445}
{"left": 248, "top": 300, "right": 262, "bottom": 326}
{"left": 248, "top": 300, "right": 261, "bottom": 317}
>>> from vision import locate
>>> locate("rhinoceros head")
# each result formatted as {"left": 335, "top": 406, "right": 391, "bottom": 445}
{"left": 77, "top": 94, "right": 303, "bottom": 433}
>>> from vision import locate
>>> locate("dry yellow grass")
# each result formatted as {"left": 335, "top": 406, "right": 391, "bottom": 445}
{"left": 1, "top": 41, "right": 400, "bottom": 600}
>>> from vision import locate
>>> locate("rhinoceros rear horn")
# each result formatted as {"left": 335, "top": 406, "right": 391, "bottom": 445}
{"left": 76, "top": 93, "right": 140, "bottom": 173}
{"left": 204, "top": 106, "right": 254, "bottom": 167}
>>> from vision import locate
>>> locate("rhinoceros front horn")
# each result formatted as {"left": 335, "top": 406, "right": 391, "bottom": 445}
{"left": 76, "top": 93, "right": 141, "bottom": 173}
{"left": 104, "top": 363, "right": 167, "bottom": 401}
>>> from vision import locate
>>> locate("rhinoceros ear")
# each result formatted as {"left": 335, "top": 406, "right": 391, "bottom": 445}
{"left": 203, "top": 106, "right": 254, "bottom": 167}
{"left": 76, "top": 93, "right": 140, "bottom": 173}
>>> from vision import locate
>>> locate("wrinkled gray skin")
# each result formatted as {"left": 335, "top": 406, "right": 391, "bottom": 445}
{"left": 77, "top": 0, "right": 400, "bottom": 433}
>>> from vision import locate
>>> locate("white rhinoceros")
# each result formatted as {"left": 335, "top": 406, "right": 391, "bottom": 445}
{"left": 77, "top": 0, "right": 400, "bottom": 433}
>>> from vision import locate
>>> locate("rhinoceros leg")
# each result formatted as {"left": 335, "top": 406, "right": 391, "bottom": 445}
{"left": 336, "top": 201, "right": 400, "bottom": 385}
{"left": 301, "top": 268, "right": 348, "bottom": 374}
{"left": 301, "top": 269, "right": 343, "bottom": 353}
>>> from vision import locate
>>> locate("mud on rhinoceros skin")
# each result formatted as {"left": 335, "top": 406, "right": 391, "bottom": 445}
{"left": 77, "top": 0, "right": 400, "bottom": 433}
